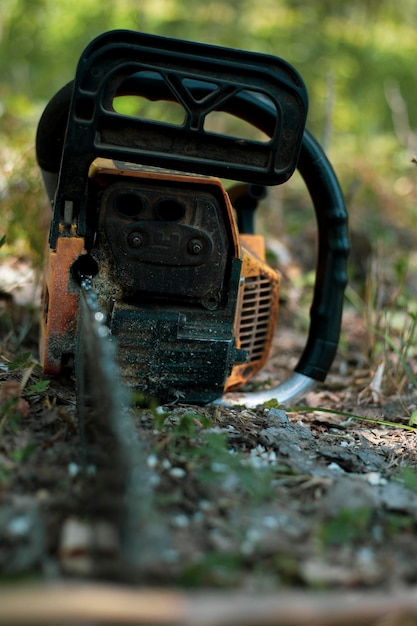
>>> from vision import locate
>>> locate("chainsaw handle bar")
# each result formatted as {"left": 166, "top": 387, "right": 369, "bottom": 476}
{"left": 36, "top": 31, "right": 348, "bottom": 399}
{"left": 39, "top": 30, "right": 307, "bottom": 247}
{"left": 223, "top": 129, "right": 349, "bottom": 406}
{"left": 212, "top": 85, "right": 349, "bottom": 392}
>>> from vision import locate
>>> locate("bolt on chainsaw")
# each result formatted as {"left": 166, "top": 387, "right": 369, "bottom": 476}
{"left": 36, "top": 30, "right": 349, "bottom": 407}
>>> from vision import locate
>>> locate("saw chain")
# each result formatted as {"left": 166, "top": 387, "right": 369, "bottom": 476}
{"left": 72, "top": 267, "right": 163, "bottom": 579}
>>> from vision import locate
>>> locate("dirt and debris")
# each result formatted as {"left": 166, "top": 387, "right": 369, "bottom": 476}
{"left": 1, "top": 260, "right": 417, "bottom": 608}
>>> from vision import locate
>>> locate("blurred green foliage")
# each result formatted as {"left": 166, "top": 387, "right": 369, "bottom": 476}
{"left": 1, "top": 0, "right": 417, "bottom": 261}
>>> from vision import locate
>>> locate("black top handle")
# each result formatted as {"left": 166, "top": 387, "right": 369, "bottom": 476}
{"left": 44, "top": 30, "right": 308, "bottom": 248}
{"left": 36, "top": 31, "right": 348, "bottom": 391}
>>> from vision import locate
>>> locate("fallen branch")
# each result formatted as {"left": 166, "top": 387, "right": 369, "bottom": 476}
{"left": 1, "top": 582, "right": 417, "bottom": 626}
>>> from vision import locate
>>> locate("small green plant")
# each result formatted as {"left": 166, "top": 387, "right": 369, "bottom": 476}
{"left": 365, "top": 253, "right": 417, "bottom": 395}
{"left": 178, "top": 551, "right": 244, "bottom": 588}
{"left": 153, "top": 410, "right": 211, "bottom": 444}
{"left": 25, "top": 379, "right": 50, "bottom": 401}
{"left": 5, "top": 351, "right": 33, "bottom": 371}
{"left": 319, "top": 507, "right": 373, "bottom": 546}
{"left": 383, "top": 512, "right": 414, "bottom": 537}
{"left": 320, "top": 507, "right": 415, "bottom": 548}
{"left": 382, "top": 312, "right": 416, "bottom": 389}
{"left": 0, "top": 147, "right": 47, "bottom": 266}
{"left": 152, "top": 410, "right": 277, "bottom": 503}
{"left": 0, "top": 396, "right": 23, "bottom": 434}
{"left": 9, "top": 443, "right": 37, "bottom": 463}
{"left": 345, "top": 250, "right": 417, "bottom": 404}
{"left": 0, "top": 466, "right": 11, "bottom": 487}
{"left": 394, "top": 466, "right": 417, "bottom": 494}
{"left": 0, "top": 352, "right": 50, "bottom": 435}
{"left": 262, "top": 398, "right": 283, "bottom": 409}
{"left": 408, "top": 411, "right": 417, "bottom": 427}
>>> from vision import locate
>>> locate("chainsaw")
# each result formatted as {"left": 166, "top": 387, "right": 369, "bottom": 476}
{"left": 36, "top": 30, "right": 349, "bottom": 407}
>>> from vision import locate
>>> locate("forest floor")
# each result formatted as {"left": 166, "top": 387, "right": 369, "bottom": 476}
{"left": 1, "top": 250, "right": 417, "bottom": 624}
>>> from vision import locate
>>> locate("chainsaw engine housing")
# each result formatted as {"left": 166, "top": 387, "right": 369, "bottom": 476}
{"left": 40, "top": 159, "right": 279, "bottom": 404}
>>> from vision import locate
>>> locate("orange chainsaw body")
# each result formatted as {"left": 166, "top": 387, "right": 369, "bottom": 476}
{"left": 40, "top": 159, "right": 279, "bottom": 399}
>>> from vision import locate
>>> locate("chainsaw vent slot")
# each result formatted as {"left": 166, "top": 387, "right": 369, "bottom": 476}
{"left": 113, "top": 71, "right": 185, "bottom": 126}
{"left": 203, "top": 108, "right": 271, "bottom": 143}
{"left": 239, "top": 274, "right": 274, "bottom": 363}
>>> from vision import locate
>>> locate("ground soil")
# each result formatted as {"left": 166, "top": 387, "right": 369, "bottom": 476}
{"left": 1, "top": 255, "right": 417, "bottom": 621}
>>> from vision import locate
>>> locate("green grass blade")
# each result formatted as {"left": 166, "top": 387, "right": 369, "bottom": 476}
{"left": 372, "top": 327, "right": 417, "bottom": 389}
{"left": 289, "top": 406, "right": 417, "bottom": 432}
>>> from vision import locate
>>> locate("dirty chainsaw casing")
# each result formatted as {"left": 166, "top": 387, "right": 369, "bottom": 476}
{"left": 40, "top": 156, "right": 279, "bottom": 403}
{"left": 36, "top": 30, "right": 348, "bottom": 405}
